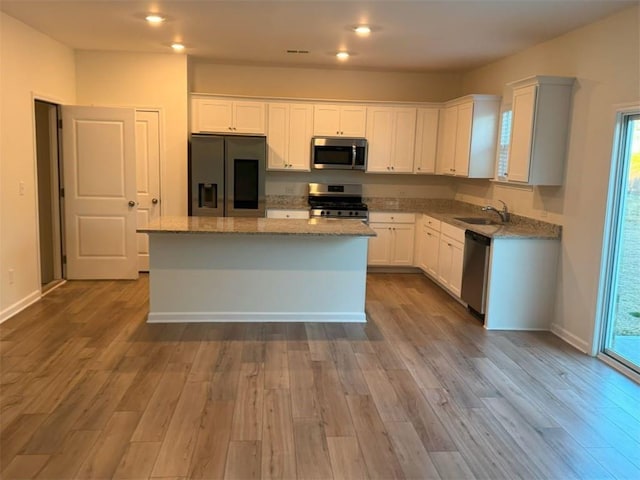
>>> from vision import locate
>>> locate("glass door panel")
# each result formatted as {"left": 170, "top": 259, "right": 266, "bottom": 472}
{"left": 603, "top": 113, "right": 640, "bottom": 372}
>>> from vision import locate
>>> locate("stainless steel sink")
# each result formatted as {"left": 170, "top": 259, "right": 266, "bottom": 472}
{"left": 454, "top": 217, "right": 500, "bottom": 225}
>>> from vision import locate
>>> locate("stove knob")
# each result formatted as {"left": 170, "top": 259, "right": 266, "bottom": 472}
{"left": 349, "top": 211, "right": 353, "bottom": 216}
{"left": 337, "top": 211, "right": 342, "bottom": 215}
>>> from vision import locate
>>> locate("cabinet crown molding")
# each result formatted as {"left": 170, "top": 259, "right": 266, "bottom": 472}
{"left": 507, "top": 75, "right": 576, "bottom": 89}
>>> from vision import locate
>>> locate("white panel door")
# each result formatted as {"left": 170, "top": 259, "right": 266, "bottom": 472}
{"left": 267, "top": 103, "right": 288, "bottom": 169}
{"left": 507, "top": 85, "right": 537, "bottom": 182}
{"left": 287, "top": 104, "right": 313, "bottom": 170}
{"left": 135, "top": 110, "right": 161, "bottom": 272}
{"left": 392, "top": 108, "right": 417, "bottom": 173}
{"left": 62, "top": 106, "right": 137, "bottom": 279}
{"left": 454, "top": 101, "right": 473, "bottom": 177}
{"left": 366, "top": 107, "right": 393, "bottom": 172}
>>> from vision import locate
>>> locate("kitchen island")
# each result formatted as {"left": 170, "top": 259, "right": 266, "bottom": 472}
{"left": 137, "top": 216, "right": 375, "bottom": 323}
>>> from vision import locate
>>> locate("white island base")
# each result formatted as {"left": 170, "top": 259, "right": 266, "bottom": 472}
{"left": 147, "top": 233, "right": 369, "bottom": 323}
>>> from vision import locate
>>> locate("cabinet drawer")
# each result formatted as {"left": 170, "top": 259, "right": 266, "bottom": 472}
{"left": 266, "top": 209, "right": 310, "bottom": 219}
{"left": 369, "top": 212, "right": 416, "bottom": 224}
{"left": 440, "top": 222, "right": 466, "bottom": 243}
{"left": 422, "top": 215, "right": 441, "bottom": 231}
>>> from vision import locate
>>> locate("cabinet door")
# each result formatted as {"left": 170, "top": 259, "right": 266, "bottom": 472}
{"left": 507, "top": 85, "right": 537, "bottom": 183}
{"left": 267, "top": 103, "right": 288, "bottom": 169}
{"left": 438, "top": 236, "right": 453, "bottom": 286}
{"left": 233, "top": 101, "right": 265, "bottom": 134}
{"left": 423, "top": 228, "right": 440, "bottom": 277}
{"left": 436, "top": 106, "right": 457, "bottom": 175}
{"left": 287, "top": 104, "right": 313, "bottom": 171}
{"left": 194, "top": 98, "right": 233, "bottom": 133}
{"left": 449, "top": 240, "right": 464, "bottom": 297}
{"left": 367, "top": 224, "right": 392, "bottom": 265}
{"left": 454, "top": 101, "right": 473, "bottom": 177}
{"left": 392, "top": 108, "right": 417, "bottom": 173}
{"left": 339, "top": 106, "right": 367, "bottom": 137}
{"left": 366, "top": 107, "right": 393, "bottom": 172}
{"left": 391, "top": 224, "right": 415, "bottom": 265}
{"left": 313, "top": 105, "right": 341, "bottom": 136}
{"left": 414, "top": 108, "right": 439, "bottom": 174}
{"left": 266, "top": 209, "right": 309, "bottom": 219}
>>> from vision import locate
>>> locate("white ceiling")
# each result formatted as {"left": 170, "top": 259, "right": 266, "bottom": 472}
{"left": 1, "top": 0, "right": 636, "bottom": 72}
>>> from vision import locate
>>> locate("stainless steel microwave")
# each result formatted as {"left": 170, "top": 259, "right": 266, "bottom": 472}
{"left": 311, "top": 137, "right": 367, "bottom": 170}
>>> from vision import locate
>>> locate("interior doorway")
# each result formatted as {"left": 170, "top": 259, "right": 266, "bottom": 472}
{"left": 34, "top": 100, "right": 64, "bottom": 291}
{"left": 599, "top": 108, "right": 640, "bottom": 375}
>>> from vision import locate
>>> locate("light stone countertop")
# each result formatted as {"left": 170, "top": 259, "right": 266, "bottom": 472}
{"left": 138, "top": 216, "right": 376, "bottom": 237}
{"left": 265, "top": 196, "right": 562, "bottom": 240}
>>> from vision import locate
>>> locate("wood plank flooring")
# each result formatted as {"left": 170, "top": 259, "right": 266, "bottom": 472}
{"left": 1, "top": 273, "right": 639, "bottom": 479}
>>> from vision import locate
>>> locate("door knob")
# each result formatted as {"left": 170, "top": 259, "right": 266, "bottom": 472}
{"left": 128, "top": 200, "right": 136, "bottom": 207}
{"left": 152, "top": 198, "right": 159, "bottom": 204}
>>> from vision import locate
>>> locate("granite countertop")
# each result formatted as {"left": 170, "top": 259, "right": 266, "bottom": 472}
{"left": 138, "top": 216, "right": 376, "bottom": 237}
{"left": 365, "top": 198, "right": 561, "bottom": 239}
{"left": 265, "top": 196, "right": 561, "bottom": 240}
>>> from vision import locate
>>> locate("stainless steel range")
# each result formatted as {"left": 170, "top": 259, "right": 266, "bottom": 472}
{"left": 308, "top": 183, "right": 368, "bottom": 221}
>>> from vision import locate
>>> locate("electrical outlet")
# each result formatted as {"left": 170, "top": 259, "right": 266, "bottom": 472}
{"left": 8, "top": 268, "right": 14, "bottom": 285}
{"left": 19, "top": 181, "right": 25, "bottom": 196}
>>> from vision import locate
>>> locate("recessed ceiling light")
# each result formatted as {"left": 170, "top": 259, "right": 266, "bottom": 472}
{"left": 145, "top": 14, "right": 165, "bottom": 24}
{"left": 354, "top": 25, "right": 371, "bottom": 36}
{"left": 336, "top": 51, "right": 350, "bottom": 60}
{"left": 171, "top": 43, "right": 185, "bottom": 52}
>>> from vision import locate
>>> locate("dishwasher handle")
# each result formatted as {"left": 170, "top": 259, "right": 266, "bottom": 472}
{"left": 465, "top": 230, "right": 491, "bottom": 246}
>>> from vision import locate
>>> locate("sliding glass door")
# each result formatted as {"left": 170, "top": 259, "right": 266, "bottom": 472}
{"left": 601, "top": 110, "right": 640, "bottom": 372}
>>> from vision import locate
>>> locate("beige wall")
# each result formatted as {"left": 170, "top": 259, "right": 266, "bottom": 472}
{"left": 458, "top": 6, "right": 640, "bottom": 351}
{"left": 193, "top": 61, "right": 462, "bottom": 199}
{"left": 0, "top": 13, "right": 76, "bottom": 321}
{"left": 191, "top": 62, "right": 462, "bottom": 102}
{"left": 75, "top": 51, "right": 189, "bottom": 216}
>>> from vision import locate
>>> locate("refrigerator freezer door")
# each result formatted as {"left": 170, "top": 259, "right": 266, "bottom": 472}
{"left": 190, "top": 135, "right": 225, "bottom": 216}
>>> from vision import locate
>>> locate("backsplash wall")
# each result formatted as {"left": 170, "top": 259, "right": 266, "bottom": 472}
{"left": 266, "top": 171, "right": 456, "bottom": 199}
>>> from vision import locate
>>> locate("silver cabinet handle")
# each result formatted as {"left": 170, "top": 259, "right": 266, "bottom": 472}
{"left": 128, "top": 200, "right": 136, "bottom": 207}
{"left": 152, "top": 198, "right": 159, "bottom": 204}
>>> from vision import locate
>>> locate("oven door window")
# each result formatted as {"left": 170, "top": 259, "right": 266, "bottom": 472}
{"left": 314, "top": 146, "right": 353, "bottom": 167}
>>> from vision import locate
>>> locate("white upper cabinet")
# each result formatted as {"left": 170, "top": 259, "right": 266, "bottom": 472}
{"left": 496, "top": 75, "right": 575, "bottom": 185}
{"left": 313, "top": 104, "right": 366, "bottom": 137}
{"left": 414, "top": 108, "right": 440, "bottom": 174}
{"left": 435, "top": 95, "right": 500, "bottom": 178}
{"left": 191, "top": 97, "right": 266, "bottom": 134}
{"left": 267, "top": 103, "right": 313, "bottom": 171}
{"left": 366, "top": 106, "right": 417, "bottom": 173}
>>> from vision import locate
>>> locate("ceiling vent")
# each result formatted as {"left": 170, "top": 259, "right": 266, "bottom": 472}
{"left": 286, "top": 49, "right": 310, "bottom": 54}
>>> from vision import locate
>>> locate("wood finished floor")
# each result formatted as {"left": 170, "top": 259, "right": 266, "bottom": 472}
{"left": 1, "top": 273, "right": 639, "bottom": 480}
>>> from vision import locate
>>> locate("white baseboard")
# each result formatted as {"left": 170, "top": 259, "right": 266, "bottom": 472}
{"left": 147, "top": 311, "right": 367, "bottom": 323}
{"left": 550, "top": 322, "right": 590, "bottom": 353}
{"left": 0, "top": 290, "right": 41, "bottom": 324}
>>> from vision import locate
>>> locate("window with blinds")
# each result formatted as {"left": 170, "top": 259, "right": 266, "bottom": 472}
{"left": 495, "top": 109, "right": 512, "bottom": 180}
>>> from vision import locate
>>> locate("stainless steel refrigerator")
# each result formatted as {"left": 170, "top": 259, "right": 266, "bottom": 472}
{"left": 189, "top": 134, "right": 266, "bottom": 217}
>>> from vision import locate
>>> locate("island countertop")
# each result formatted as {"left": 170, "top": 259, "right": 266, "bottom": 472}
{"left": 138, "top": 216, "right": 376, "bottom": 237}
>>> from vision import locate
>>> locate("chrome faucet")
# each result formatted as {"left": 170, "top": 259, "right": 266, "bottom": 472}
{"left": 482, "top": 200, "right": 510, "bottom": 223}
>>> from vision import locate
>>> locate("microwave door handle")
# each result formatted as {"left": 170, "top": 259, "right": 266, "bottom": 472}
{"left": 352, "top": 144, "right": 357, "bottom": 168}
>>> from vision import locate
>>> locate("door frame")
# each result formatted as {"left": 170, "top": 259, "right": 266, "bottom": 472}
{"left": 135, "top": 106, "right": 164, "bottom": 218}
{"left": 594, "top": 101, "right": 640, "bottom": 381}
{"left": 31, "top": 92, "right": 66, "bottom": 293}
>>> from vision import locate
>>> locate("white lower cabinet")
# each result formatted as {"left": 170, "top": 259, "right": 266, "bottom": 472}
{"left": 367, "top": 213, "right": 415, "bottom": 266}
{"left": 415, "top": 214, "right": 465, "bottom": 298}
{"left": 266, "top": 209, "right": 309, "bottom": 219}
{"left": 437, "top": 233, "right": 464, "bottom": 297}
{"left": 418, "top": 224, "right": 440, "bottom": 277}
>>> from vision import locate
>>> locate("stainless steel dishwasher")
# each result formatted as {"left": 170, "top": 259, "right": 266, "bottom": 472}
{"left": 461, "top": 230, "right": 491, "bottom": 318}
